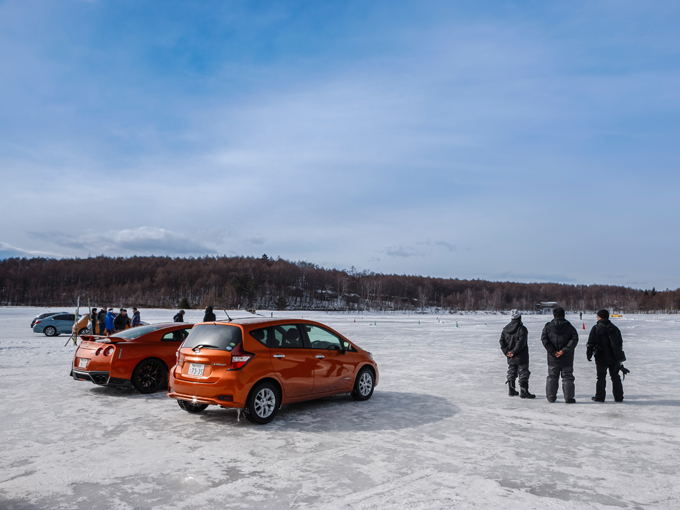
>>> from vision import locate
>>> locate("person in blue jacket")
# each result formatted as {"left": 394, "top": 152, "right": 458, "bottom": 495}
{"left": 105, "top": 308, "right": 116, "bottom": 335}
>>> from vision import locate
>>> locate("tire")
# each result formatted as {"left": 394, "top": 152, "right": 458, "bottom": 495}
{"left": 244, "top": 381, "right": 280, "bottom": 424}
{"left": 177, "top": 399, "right": 208, "bottom": 413}
{"left": 351, "top": 367, "right": 375, "bottom": 401}
{"left": 44, "top": 326, "right": 57, "bottom": 337}
{"left": 131, "top": 358, "right": 168, "bottom": 394}
{"left": 78, "top": 327, "right": 89, "bottom": 335}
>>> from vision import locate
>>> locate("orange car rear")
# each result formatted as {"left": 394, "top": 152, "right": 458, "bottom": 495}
{"left": 168, "top": 318, "right": 378, "bottom": 424}
{"left": 71, "top": 323, "right": 194, "bottom": 393}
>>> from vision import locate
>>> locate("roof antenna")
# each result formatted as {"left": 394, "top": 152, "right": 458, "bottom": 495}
{"left": 223, "top": 310, "right": 232, "bottom": 322}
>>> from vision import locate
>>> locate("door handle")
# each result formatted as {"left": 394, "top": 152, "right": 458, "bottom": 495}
{"left": 315, "top": 355, "right": 325, "bottom": 359}
{"left": 273, "top": 354, "right": 285, "bottom": 358}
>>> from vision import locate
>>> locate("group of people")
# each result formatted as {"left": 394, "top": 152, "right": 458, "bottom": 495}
{"left": 90, "top": 307, "right": 141, "bottom": 335}
{"left": 172, "top": 306, "right": 217, "bottom": 323}
{"left": 500, "top": 307, "right": 627, "bottom": 403}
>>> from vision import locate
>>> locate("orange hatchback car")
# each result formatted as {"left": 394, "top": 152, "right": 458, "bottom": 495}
{"left": 168, "top": 318, "right": 378, "bottom": 424}
{"left": 71, "top": 323, "right": 193, "bottom": 393}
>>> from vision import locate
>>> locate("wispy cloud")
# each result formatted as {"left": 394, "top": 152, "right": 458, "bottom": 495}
{"left": 0, "top": 242, "right": 59, "bottom": 260}
{"left": 28, "top": 227, "right": 216, "bottom": 256}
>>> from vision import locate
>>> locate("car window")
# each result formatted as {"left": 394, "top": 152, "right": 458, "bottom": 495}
{"left": 304, "top": 325, "right": 344, "bottom": 350}
{"left": 111, "top": 325, "right": 159, "bottom": 340}
{"left": 182, "top": 324, "right": 243, "bottom": 351}
{"left": 54, "top": 314, "right": 74, "bottom": 321}
{"left": 161, "top": 328, "right": 191, "bottom": 342}
{"left": 270, "top": 324, "right": 304, "bottom": 349}
{"left": 249, "top": 327, "right": 271, "bottom": 347}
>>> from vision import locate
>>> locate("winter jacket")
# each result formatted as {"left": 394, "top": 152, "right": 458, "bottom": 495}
{"left": 98, "top": 310, "right": 107, "bottom": 324}
{"left": 499, "top": 318, "right": 529, "bottom": 365}
{"left": 131, "top": 311, "right": 141, "bottom": 327}
{"left": 203, "top": 310, "right": 217, "bottom": 322}
{"left": 113, "top": 314, "right": 128, "bottom": 331}
{"left": 90, "top": 311, "right": 98, "bottom": 322}
{"left": 105, "top": 311, "right": 116, "bottom": 330}
{"left": 173, "top": 313, "right": 184, "bottom": 323}
{"left": 541, "top": 318, "right": 579, "bottom": 366}
{"left": 587, "top": 319, "right": 624, "bottom": 366}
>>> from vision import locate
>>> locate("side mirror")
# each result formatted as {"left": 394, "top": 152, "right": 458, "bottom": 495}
{"left": 342, "top": 341, "right": 350, "bottom": 354}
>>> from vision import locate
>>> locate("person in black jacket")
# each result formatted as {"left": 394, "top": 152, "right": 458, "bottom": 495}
{"left": 97, "top": 307, "right": 107, "bottom": 336}
{"left": 174, "top": 310, "right": 185, "bottom": 322}
{"left": 587, "top": 309, "right": 625, "bottom": 402}
{"left": 499, "top": 310, "right": 535, "bottom": 398}
{"left": 541, "top": 307, "right": 579, "bottom": 403}
{"left": 113, "top": 309, "right": 129, "bottom": 332}
{"left": 90, "top": 308, "right": 98, "bottom": 334}
{"left": 203, "top": 305, "right": 216, "bottom": 322}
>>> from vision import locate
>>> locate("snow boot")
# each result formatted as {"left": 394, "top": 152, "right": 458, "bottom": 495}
{"left": 519, "top": 386, "right": 535, "bottom": 399}
{"left": 507, "top": 380, "right": 519, "bottom": 397}
{"left": 565, "top": 399, "right": 576, "bottom": 404}
{"left": 591, "top": 396, "right": 604, "bottom": 402}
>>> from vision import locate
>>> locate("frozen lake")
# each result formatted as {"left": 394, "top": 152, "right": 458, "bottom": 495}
{"left": 1, "top": 307, "right": 679, "bottom": 509}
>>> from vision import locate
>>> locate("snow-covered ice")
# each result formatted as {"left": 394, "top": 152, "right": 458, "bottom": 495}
{"left": 1, "top": 307, "right": 679, "bottom": 509}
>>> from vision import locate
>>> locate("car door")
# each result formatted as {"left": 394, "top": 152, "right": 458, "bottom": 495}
{"left": 301, "top": 324, "right": 356, "bottom": 395}
{"left": 264, "top": 324, "right": 315, "bottom": 398}
{"left": 160, "top": 327, "right": 193, "bottom": 367}
{"left": 53, "top": 314, "right": 76, "bottom": 334}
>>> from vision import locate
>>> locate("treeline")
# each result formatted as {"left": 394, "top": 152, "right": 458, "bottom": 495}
{"left": 0, "top": 255, "right": 678, "bottom": 313}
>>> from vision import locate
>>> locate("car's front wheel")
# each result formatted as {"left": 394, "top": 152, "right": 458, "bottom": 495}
{"left": 351, "top": 367, "right": 375, "bottom": 401}
{"left": 44, "top": 326, "right": 57, "bottom": 337}
{"left": 177, "top": 399, "right": 209, "bottom": 413}
{"left": 244, "top": 381, "right": 280, "bottom": 424}
{"left": 78, "top": 327, "right": 89, "bottom": 335}
{"left": 131, "top": 358, "right": 168, "bottom": 394}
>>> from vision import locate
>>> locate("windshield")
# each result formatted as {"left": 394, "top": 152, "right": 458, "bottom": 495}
{"left": 182, "top": 324, "right": 243, "bottom": 351}
{"left": 110, "top": 325, "right": 159, "bottom": 340}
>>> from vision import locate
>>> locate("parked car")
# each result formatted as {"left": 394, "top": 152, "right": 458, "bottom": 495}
{"left": 71, "top": 323, "right": 194, "bottom": 393}
{"left": 33, "top": 313, "right": 84, "bottom": 337}
{"left": 168, "top": 318, "right": 378, "bottom": 424}
{"left": 30, "top": 312, "right": 66, "bottom": 329}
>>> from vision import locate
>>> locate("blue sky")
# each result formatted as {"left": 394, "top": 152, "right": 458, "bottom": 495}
{"left": 1, "top": 0, "right": 679, "bottom": 289}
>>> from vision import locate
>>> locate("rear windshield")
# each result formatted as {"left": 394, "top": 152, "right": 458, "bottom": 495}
{"left": 182, "top": 324, "right": 243, "bottom": 351}
{"left": 110, "top": 325, "right": 158, "bottom": 340}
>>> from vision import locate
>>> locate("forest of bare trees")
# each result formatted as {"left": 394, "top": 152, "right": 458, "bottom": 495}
{"left": 1, "top": 255, "right": 678, "bottom": 313}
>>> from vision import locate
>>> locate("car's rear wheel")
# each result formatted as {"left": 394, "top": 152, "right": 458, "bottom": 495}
{"left": 131, "top": 358, "right": 168, "bottom": 394}
{"left": 177, "top": 399, "right": 209, "bottom": 413}
{"left": 44, "top": 326, "right": 57, "bottom": 337}
{"left": 244, "top": 381, "right": 280, "bottom": 424}
{"left": 351, "top": 367, "right": 375, "bottom": 401}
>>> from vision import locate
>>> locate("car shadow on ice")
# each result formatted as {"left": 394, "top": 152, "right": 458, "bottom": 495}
{"left": 198, "top": 390, "right": 460, "bottom": 432}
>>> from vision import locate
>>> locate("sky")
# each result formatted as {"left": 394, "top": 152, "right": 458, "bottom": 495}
{"left": 1, "top": 0, "right": 679, "bottom": 290}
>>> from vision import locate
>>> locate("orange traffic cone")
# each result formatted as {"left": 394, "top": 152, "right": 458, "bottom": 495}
{"left": 583, "top": 322, "right": 586, "bottom": 330}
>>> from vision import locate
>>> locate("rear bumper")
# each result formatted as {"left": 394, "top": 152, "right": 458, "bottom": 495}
{"left": 168, "top": 371, "right": 247, "bottom": 408}
{"left": 71, "top": 369, "right": 131, "bottom": 387}
{"left": 167, "top": 388, "right": 242, "bottom": 408}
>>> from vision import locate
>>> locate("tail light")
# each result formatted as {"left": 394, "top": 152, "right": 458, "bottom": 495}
{"left": 95, "top": 348, "right": 103, "bottom": 356}
{"left": 103, "top": 346, "right": 115, "bottom": 357}
{"left": 35, "top": 320, "right": 42, "bottom": 325}
{"left": 228, "top": 343, "right": 254, "bottom": 370}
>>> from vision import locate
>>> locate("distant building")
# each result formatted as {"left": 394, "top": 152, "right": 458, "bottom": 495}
{"left": 536, "top": 302, "right": 559, "bottom": 314}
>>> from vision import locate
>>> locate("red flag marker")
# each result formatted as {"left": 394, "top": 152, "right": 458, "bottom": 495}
{"left": 583, "top": 322, "right": 586, "bottom": 330}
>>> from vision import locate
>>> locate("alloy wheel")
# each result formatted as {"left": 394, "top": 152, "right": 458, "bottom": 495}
{"left": 254, "top": 388, "right": 276, "bottom": 418}
{"left": 359, "top": 372, "right": 373, "bottom": 396}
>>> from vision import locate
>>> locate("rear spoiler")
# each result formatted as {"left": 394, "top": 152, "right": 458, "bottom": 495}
{"left": 79, "top": 334, "right": 126, "bottom": 344}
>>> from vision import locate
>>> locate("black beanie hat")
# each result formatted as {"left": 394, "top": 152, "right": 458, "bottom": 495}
{"left": 597, "top": 309, "right": 609, "bottom": 320}
{"left": 553, "top": 307, "right": 565, "bottom": 318}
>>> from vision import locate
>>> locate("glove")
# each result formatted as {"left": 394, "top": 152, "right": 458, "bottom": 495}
{"left": 587, "top": 356, "right": 592, "bottom": 362}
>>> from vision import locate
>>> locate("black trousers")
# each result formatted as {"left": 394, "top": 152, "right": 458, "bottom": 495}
{"left": 596, "top": 363, "right": 623, "bottom": 401}
{"left": 507, "top": 363, "right": 530, "bottom": 387}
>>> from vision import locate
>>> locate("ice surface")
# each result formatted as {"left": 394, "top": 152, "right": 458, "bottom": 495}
{"left": 1, "top": 307, "right": 679, "bottom": 509}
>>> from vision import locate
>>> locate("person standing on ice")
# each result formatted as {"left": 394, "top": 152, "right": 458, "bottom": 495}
{"left": 131, "top": 307, "right": 141, "bottom": 327}
{"left": 105, "top": 308, "right": 117, "bottom": 335}
{"left": 499, "top": 310, "right": 535, "bottom": 398}
{"left": 203, "top": 305, "right": 216, "bottom": 322}
{"left": 173, "top": 309, "right": 185, "bottom": 322}
{"left": 541, "top": 307, "right": 579, "bottom": 403}
{"left": 89, "top": 308, "right": 98, "bottom": 334}
{"left": 587, "top": 309, "right": 625, "bottom": 402}
{"left": 98, "top": 307, "right": 107, "bottom": 336}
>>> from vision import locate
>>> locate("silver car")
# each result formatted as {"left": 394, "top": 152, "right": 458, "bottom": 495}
{"left": 33, "top": 313, "right": 82, "bottom": 337}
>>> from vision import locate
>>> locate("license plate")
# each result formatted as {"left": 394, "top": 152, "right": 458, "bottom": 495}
{"left": 188, "top": 363, "right": 205, "bottom": 376}
{"left": 78, "top": 358, "right": 88, "bottom": 368}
